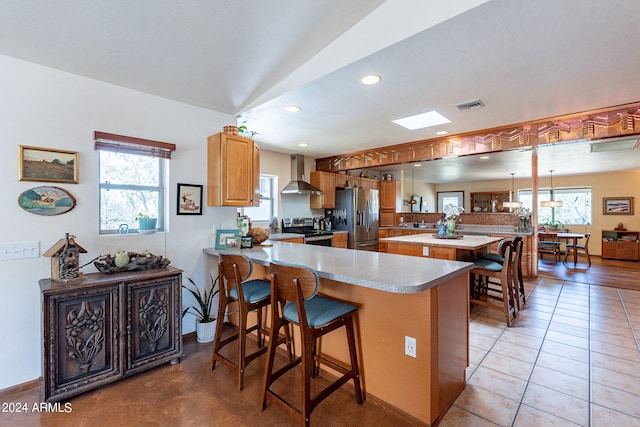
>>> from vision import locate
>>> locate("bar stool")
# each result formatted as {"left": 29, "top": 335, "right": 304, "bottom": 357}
{"left": 470, "top": 240, "right": 517, "bottom": 326}
{"left": 212, "top": 253, "right": 292, "bottom": 390}
{"left": 262, "top": 261, "right": 362, "bottom": 426}
{"left": 478, "top": 236, "right": 525, "bottom": 309}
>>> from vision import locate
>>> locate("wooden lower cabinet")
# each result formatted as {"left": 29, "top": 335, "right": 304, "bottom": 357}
{"left": 39, "top": 267, "right": 182, "bottom": 402}
{"left": 602, "top": 230, "right": 640, "bottom": 261}
{"left": 332, "top": 232, "right": 348, "bottom": 248}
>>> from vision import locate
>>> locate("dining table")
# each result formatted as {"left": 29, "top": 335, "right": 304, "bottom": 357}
{"left": 551, "top": 232, "right": 585, "bottom": 266}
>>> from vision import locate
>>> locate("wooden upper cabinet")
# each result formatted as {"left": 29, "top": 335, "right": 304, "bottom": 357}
{"left": 470, "top": 191, "right": 510, "bottom": 213}
{"left": 252, "top": 143, "right": 260, "bottom": 207}
{"left": 335, "top": 174, "right": 348, "bottom": 188}
{"left": 207, "top": 133, "right": 258, "bottom": 206}
{"left": 380, "top": 180, "right": 401, "bottom": 211}
{"left": 310, "top": 171, "right": 336, "bottom": 209}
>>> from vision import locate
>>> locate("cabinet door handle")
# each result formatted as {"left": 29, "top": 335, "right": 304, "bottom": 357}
{"left": 114, "top": 328, "right": 119, "bottom": 339}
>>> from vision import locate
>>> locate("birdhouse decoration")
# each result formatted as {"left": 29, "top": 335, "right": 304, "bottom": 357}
{"left": 43, "top": 233, "right": 88, "bottom": 281}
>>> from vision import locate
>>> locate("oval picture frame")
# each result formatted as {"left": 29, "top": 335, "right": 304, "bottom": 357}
{"left": 18, "top": 186, "right": 77, "bottom": 216}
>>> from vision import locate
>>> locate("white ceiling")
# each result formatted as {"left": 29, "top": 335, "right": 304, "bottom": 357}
{"left": 1, "top": 0, "right": 640, "bottom": 183}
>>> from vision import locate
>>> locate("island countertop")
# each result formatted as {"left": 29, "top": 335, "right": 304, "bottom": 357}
{"left": 203, "top": 242, "right": 472, "bottom": 294}
{"left": 380, "top": 233, "right": 503, "bottom": 250}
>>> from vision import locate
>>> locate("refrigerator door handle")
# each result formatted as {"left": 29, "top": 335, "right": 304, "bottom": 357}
{"left": 365, "top": 199, "right": 370, "bottom": 232}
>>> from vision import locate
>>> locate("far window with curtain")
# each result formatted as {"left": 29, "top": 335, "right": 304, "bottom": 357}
{"left": 94, "top": 132, "right": 175, "bottom": 235}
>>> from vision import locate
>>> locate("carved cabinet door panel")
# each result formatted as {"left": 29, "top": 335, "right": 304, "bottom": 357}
{"left": 125, "top": 275, "right": 181, "bottom": 374}
{"left": 44, "top": 284, "right": 123, "bottom": 402}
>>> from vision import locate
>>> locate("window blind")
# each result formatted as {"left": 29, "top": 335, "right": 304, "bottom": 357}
{"left": 94, "top": 131, "right": 176, "bottom": 159}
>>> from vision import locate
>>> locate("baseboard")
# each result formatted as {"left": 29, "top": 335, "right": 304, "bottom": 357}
{"left": 0, "top": 378, "right": 39, "bottom": 398}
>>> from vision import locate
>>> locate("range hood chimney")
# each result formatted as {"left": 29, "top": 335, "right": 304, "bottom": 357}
{"left": 281, "top": 154, "right": 323, "bottom": 195}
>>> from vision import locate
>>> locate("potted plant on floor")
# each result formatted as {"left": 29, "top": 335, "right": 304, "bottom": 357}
{"left": 135, "top": 212, "right": 157, "bottom": 233}
{"left": 182, "top": 274, "right": 219, "bottom": 343}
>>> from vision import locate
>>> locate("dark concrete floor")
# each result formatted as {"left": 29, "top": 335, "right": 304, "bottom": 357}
{"left": 0, "top": 331, "right": 414, "bottom": 427}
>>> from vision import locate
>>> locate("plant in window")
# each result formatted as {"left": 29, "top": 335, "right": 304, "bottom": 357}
{"left": 135, "top": 212, "right": 157, "bottom": 231}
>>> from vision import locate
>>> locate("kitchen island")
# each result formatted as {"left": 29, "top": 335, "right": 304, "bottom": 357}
{"left": 204, "top": 242, "right": 473, "bottom": 426}
{"left": 381, "top": 233, "right": 504, "bottom": 261}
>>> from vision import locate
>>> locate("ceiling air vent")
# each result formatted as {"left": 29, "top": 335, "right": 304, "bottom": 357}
{"left": 455, "top": 99, "right": 485, "bottom": 112}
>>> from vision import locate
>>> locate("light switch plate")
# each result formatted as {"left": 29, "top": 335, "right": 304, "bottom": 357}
{"left": 0, "top": 241, "right": 40, "bottom": 261}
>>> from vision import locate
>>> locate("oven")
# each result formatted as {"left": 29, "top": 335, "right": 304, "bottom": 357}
{"left": 282, "top": 217, "right": 334, "bottom": 247}
{"left": 303, "top": 233, "right": 333, "bottom": 246}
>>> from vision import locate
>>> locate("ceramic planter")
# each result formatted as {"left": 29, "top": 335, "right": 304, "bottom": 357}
{"left": 196, "top": 319, "right": 216, "bottom": 343}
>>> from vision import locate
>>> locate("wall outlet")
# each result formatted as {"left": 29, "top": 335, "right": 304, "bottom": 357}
{"left": 405, "top": 336, "right": 416, "bottom": 358}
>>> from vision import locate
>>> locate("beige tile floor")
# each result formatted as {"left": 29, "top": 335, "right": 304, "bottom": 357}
{"left": 440, "top": 277, "right": 640, "bottom": 427}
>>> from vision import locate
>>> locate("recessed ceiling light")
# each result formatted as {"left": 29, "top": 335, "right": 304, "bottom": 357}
{"left": 298, "top": 143, "right": 308, "bottom": 147}
{"left": 360, "top": 74, "right": 382, "bottom": 85}
{"left": 480, "top": 156, "right": 490, "bottom": 160}
{"left": 285, "top": 105, "right": 301, "bottom": 113}
{"left": 392, "top": 111, "right": 451, "bottom": 130}
{"left": 436, "top": 131, "right": 448, "bottom": 136}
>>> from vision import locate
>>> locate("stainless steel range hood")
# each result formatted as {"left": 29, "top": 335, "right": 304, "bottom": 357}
{"left": 281, "top": 154, "right": 323, "bottom": 195}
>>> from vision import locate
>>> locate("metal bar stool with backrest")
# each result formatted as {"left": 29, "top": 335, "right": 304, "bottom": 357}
{"left": 212, "top": 253, "right": 292, "bottom": 390}
{"left": 564, "top": 232, "right": 591, "bottom": 266}
{"left": 262, "top": 261, "right": 362, "bottom": 427}
{"left": 470, "top": 240, "right": 517, "bottom": 326}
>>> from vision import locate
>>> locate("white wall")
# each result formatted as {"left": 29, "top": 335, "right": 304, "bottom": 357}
{"left": 0, "top": 55, "right": 245, "bottom": 389}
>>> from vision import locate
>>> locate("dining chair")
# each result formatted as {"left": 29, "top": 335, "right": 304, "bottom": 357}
{"left": 212, "top": 253, "right": 292, "bottom": 390}
{"left": 538, "top": 232, "right": 561, "bottom": 263}
{"left": 262, "top": 261, "right": 362, "bottom": 426}
{"left": 564, "top": 232, "right": 591, "bottom": 266}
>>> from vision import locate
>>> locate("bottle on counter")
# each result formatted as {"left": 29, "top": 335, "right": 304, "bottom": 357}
{"left": 319, "top": 217, "right": 325, "bottom": 230}
{"left": 437, "top": 219, "right": 446, "bottom": 237}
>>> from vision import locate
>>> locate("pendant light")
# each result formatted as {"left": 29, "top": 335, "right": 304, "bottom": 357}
{"left": 503, "top": 172, "right": 523, "bottom": 209}
{"left": 540, "top": 170, "right": 563, "bottom": 207}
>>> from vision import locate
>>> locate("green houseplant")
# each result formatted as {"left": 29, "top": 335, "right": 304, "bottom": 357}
{"left": 182, "top": 274, "right": 219, "bottom": 343}
{"left": 135, "top": 212, "right": 157, "bottom": 233}
{"left": 238, "top": 125, "right": 259, "bottom": 139}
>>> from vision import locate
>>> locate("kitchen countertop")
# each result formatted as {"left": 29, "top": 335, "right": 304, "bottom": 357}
{"left": 262, "top": 232, "right": 304, "bottom": 241}
{"left": 382, "top": 224, "right": 532, "bottom": 236}
{"left": 380, "top": 233, "right": 503, "bottom": 250}
{"left": 203, "top": 242, "right": 472, "bottom": 294}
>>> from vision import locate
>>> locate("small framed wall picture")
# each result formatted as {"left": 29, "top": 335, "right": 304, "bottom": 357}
{"left": 19, "top": 145, "right": 79, "bottom": 184}
{"left": 177, "top": 183, "right": 203, "bottom": 215}
{"left": 215, "top": 229, "right": 238, "bottom": 249}
{"left": 603, "top": 197, "right": 634, "bottom": 215}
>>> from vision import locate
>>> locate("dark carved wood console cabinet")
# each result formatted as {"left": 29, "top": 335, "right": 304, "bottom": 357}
{"left": 39, "top": 266, "right": 182, "bottom": 402}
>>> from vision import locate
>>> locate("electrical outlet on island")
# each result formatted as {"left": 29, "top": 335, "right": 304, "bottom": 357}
{"left": 405, "top": 336, "right": 416, "bottom": 358}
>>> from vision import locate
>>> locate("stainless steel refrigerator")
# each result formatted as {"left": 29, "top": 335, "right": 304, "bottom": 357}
{"left": 333, "top": 187, "right": 379, "bottom": 251}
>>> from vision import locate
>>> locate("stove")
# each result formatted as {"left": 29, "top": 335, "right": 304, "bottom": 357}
{"left": 282, "top": 217, "right": 333, "bottom": 245}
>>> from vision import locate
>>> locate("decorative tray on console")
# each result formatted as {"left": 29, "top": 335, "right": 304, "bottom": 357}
{"left": 433, "top": 234, "right": 464, "bottom": 239}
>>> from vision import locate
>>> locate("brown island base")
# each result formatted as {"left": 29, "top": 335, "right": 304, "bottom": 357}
{"left": 204, "top": 242, "right": 473, "bottom": 426}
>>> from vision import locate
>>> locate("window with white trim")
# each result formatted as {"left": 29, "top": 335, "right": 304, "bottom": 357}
{"left": 94, "top": 132, "right": 175, "bottom": 234}
{"left": 244, "top": 175, "right": 277, "bottom": 221}
{"left": 518, "top": 187, "right": 592, "bottom": 225}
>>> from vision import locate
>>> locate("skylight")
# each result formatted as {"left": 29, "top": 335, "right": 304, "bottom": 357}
{"left": 393, "top": 111, "right": 451, "bottom": 130}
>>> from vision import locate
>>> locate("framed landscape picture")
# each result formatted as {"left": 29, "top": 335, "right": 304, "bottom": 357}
{"left": 215, "top": 229, "right": 238, "bottom": 249}
{"left": 177, "top": 183, "right": 203, "bottom": 215}
{"left": 19, "top": 146, "right": 79, "bottom": 184}
{"left": 603, "top": 197, "right": 634, "bottom": 215}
